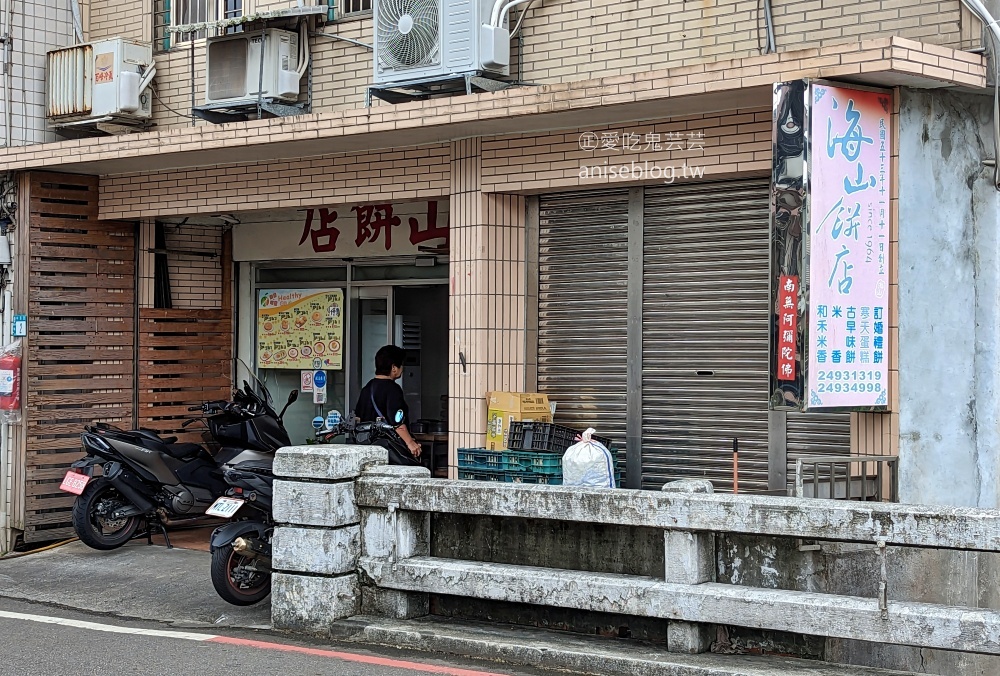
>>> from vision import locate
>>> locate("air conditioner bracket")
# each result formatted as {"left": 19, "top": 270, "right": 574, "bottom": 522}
{"left": 366, "top": 72, "right": 515, "bottom": 107}
{"left": 192, "top": 97, "right": 311, "bottom": 124}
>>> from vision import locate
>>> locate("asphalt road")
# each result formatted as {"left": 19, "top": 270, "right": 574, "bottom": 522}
{"left": 0, "top": 597, "right": 553, "bottom": 676}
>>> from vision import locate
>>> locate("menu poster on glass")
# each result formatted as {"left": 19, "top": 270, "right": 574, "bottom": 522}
{"left": 257, "top": 289, "right": 344, "bottom": 370}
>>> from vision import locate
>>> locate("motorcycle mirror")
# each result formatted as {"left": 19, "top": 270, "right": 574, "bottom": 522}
{"left": 394, "top": 409, "right": 404, "bottom": 426}
{"left": 277, "top": 389, "right": 299, "bottom": 422}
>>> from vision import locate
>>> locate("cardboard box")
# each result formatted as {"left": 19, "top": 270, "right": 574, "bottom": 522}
{"left": 486, "top": 391, "right": 553, "bottom": 450}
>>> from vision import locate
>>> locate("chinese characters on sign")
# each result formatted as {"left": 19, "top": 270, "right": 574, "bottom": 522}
{"left": 806, "top": 84, "right": 890, "bottom": 408}
{"left": 578, "top": 130, "right": 706, "bottom": 153}
{"left": 257, "top": 289, "right": 344, "bottom": 370}
{"left": 94, "top": 53, "right": 114, "bottom": 84}
{"left": 777, "top": 276, "right": 799, "bottom": 381}
{"left": 298, "top": 200, "right": 447, "bottom": 256}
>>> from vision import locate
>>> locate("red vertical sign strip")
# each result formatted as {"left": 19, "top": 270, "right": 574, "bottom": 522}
{"left": 777, "top": 275, "right": 799, "bottom": 381}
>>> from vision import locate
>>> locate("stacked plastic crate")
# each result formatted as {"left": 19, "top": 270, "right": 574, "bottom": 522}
{"left": 458, "top": 422, "right": 624, "bottom": 486}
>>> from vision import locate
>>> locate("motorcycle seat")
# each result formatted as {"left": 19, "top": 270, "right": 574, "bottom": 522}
{"left": 231, "top": 459, "right": 274, "bottom": 474}
{"left": 162, "top": 443, "right": 203, "bottom": 459}
{"left": 131, "top": 429, "right": 178, "bottom": 445}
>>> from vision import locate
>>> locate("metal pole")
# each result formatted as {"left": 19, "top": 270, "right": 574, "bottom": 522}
{"left": 257, "top": 28, "right": 266, "bottom": 119}
{"left": 732, "top": 438, "right": 739, "bottom": 495}
{"left": 189, "top": 34, "right": 195, "bottom": 126}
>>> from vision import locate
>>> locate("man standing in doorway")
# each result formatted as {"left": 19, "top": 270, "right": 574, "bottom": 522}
{"left": 354, "top": 344, "right": 423, "bottom": 465}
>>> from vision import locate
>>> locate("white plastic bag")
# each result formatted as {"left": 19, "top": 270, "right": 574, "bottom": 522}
{"left": 562, "top": 428, "right": 615, "bottom": 488}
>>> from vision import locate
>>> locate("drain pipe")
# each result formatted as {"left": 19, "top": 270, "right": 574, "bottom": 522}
{"left": 762, "top": 0, "right": 776, "bottom": 54}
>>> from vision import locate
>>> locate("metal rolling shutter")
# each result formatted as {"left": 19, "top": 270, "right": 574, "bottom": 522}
{"left": 641, "top": 179, "right": 771, "bottom": 491}
{"left": 785, "top": 411, "right": 851, "bottom": 490}
{"left": 537, "top": 189, "right": 629, "bottom": 450}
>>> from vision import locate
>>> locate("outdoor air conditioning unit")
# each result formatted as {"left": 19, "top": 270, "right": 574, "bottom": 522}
{"left": 47, "top": 38, "right": 153, "bottom": 126}
{"left": 205, "top": 28, "right": 301, "bottom": 106}
{"left": 373, "top": 0, "right": 510, "bottom": 86}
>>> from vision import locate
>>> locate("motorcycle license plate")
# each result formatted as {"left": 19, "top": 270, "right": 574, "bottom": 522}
{"left": 206, "top": 497, "right": 245, "bottom": 518}
{"left": 59, "top": 471, "right": 90, "bottom": 496}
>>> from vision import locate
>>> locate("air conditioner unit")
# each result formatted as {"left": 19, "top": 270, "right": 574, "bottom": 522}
{"left": 373, "top": 0, "right": 510, "bottom": 86}
{"left": 47, "top": 38, "right": 153, "bottom": 124}
{"left": 205, "top": 28, "right": 301, "bottom": 106}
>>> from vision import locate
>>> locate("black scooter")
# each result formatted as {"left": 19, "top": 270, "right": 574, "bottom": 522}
{"left": 207, "top": 410, "right": 405, "bottom": 606}
{"left": 62, "top": 380, "right": 297, "bottom": 551}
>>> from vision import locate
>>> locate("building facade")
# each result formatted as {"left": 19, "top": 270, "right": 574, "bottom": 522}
{"left": 1, "top": 9, "right": 1000, "bottom": 664}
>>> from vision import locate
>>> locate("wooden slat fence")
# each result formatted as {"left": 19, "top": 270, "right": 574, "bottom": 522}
{"left": 23, "top": 173, "right": 135, "bottom": 543}
{"left": 136, "top": 309, "right": 232, "bottom": 445}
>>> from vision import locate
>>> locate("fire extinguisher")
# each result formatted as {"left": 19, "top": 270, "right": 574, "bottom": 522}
{"left": 0, "top": 348, "right": 20, "bottom": 411}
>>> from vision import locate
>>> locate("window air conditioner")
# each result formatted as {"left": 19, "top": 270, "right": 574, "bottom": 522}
{"left": 47, "top": 38, "right": 154, "bottom": 123}
{"left": 205, "top": 28, "right": 301, "bottom": 106}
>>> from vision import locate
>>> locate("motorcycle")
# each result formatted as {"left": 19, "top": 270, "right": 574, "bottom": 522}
{"left": 61, "top": 379, "right": 297, "bottom": 551}
{"left": 207, "top": 409, "right": 405, "bottom": 606}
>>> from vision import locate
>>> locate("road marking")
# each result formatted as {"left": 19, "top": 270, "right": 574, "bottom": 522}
{"left": 0, "top": 610, "right": 215, "bottom": 641}
{"left": 0, "top": 609, "right": 511, "bottom": 676}
{"left": 208, "top": 636, "right": 512, "bottom": 676}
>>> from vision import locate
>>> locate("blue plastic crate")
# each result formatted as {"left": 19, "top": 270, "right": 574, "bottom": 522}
{"left": 503, "top": 450, "right": 563, "bottom": 475}
{"left": 505, "top": 472, "right": 563, "bottom": 485}
{"left": 458, "top": 469, "right": 505, "bottom": 482}
{"left": 457, "top": 448, "right": 505, "bottom": 471}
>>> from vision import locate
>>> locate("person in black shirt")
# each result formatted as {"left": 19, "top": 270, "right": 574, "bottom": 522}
{"left": 354, "top": 344, "right": 423, "bottom": 465}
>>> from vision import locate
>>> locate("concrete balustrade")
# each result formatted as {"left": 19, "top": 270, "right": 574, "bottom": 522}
{"left": 271, "top": 444, "right": 1000, "bottom": 660}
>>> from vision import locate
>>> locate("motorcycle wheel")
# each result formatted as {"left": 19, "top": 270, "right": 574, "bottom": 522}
{"left": 71, "top": 478, "right": 141, "bottom": 550}
{"left": 211, "top": 545, "right": 271, "bottom": 606}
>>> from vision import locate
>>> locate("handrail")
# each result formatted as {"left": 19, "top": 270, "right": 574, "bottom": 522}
{"left": 360, "top": 555, "right": 1000, "bottom": 655}
{"left": 795, "top": 454, "right": 899, "bottom": 502}
{"left": 355, "top": 476, "right": 1000, "bottom": 552}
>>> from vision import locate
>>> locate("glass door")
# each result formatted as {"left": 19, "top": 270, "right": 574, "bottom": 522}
{"left": 347, "top": 286, "right": 393, "bottom": 414}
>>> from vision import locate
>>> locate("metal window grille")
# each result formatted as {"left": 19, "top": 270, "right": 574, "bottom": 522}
{"left": 341, "top": 0, "right": 372, "bottom": 16}
{"left": 223, "top": 0, "right": 243, "bottom": 34}
{"left": 174, "top": 0, "right": 213, "bottom": 43}
{"left": 154, "top": 0, "right": 244, "bottom": 51}
{"left": 153, "top": 0, "right": 172, "bottom": 51}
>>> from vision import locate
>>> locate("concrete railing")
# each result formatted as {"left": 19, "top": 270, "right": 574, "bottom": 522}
{"left": 270, "top": 445, "right": 1000, "bottom": 657}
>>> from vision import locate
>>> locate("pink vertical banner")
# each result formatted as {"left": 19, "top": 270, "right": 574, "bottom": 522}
{"left": 806, "top": 84, "right": 891, "bottom": 409}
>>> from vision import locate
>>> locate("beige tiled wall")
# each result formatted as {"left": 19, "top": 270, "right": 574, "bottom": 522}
{"left": 82, "top": 1, "right": 975, "bottom": 132}
{"left": 482, "top": 108, "right": 772, "bottom": 193}
{"left": 165, "top": 224, "right": 223, "bottom": 308}
{"left": 90, "top": 0, "right": 147, "bottom": 43}
{"left": 100, "top": 144, "right": 451, "bottom": 218}
{"left": 516, "top": 0, "right": 963, "bottom": 82}
{"left": 449, "top": 138, "right": 527, "bottom": 475}
{"left": 137, "top": 220, "right": 223, "bottom": 308}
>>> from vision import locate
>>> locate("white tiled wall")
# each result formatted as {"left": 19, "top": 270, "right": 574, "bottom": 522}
{"left": 1, "top": 0, "right": 75, "bottom": 146}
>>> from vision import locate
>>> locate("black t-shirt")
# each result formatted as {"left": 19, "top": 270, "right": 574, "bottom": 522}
{"left": 354, "top": 378, "right": 409, "bottom": 426}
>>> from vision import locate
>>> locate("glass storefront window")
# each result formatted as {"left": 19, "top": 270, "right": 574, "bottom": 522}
{"left": 351, "top": 263, "right": 444, "bottom": 282}
{"left": 257, "top": 267, "right": 348, "bottom": 284}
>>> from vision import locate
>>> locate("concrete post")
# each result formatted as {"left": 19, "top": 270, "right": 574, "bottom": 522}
{"left": 359, "top": 464, "right": 431, "bottom": 619}
{"left": 661, "top": 479, "right": 716, "bottom": 653}
{"left": 270, "top": 445, "right": 387, "bottom": 633}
